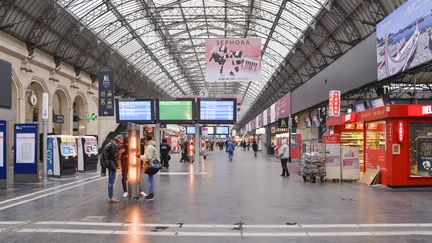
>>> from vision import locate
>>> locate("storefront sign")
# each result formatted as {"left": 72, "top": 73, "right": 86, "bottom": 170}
{"left": 422, "top": 105, "right": 432, "bottom": 115}
{"left": 328, "top": 90, "right": 341, "bottom": 117}
{"left": 98, "top": 71, "right": 115, "bottom": 117}
{"left": 398, "top": 121, "right": 404, "bottom": 143}
{"left": 323, "top": 134, "right": 340, "bottom": 144}
{"left": 343, "top": 113, "right": 356, "bottom": 123}
{"left": 278, "top": 118, "right": 289, "bottom": 128}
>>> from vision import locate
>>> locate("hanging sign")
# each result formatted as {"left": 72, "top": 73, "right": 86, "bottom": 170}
{"left": 205, "top": 38, "right": 261, "bottom": 82}
{"left": 328, "top": 90, "right": 341, "bottom": 117}
{"left": 98, "top": 71, "right": 115, "bottom": 116}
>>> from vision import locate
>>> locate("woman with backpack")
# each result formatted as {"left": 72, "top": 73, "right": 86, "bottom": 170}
{"left": 100, "top": 135, "right": 124, "bottom": 203}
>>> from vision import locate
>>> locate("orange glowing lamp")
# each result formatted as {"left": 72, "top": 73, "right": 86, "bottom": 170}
{"left": 128, "top": 129, "right": 141, "bottom": 183}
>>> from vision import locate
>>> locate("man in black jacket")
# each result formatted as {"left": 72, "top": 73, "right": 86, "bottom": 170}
{"left": 100, "top": 135, "right": 124, "bottom": 203}
{"left": 160, "top": 138, "right": 171, "bottom": 168}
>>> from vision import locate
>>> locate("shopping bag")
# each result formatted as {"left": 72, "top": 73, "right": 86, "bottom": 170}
{"left": 144, "top": 158, "right": 162, "bottom": 175}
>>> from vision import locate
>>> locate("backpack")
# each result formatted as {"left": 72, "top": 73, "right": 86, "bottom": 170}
{"left": 100, "top": 142, "right": 118, "bottom": 169}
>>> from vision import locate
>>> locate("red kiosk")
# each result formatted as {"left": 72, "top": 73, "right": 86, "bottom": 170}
{"left": 327, "top": 104, "right": 432, "bottom": 187}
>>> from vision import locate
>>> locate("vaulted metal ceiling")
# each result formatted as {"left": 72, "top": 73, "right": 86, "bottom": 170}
{"left": 0, "top": 0, "right": 407, "bottom": 124}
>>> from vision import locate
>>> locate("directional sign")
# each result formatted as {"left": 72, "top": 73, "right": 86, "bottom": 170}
{"left": 98, "top": 71, "right": 115, "bottom": 117}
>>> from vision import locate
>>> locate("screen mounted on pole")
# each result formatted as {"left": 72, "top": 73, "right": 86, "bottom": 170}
{"left": 115, "top": 99, "right": 154, "bottom": 124}
{"left": 156, "top": 99, "right": 195, "bottom": 124}
{"left": 198, "top": 98, "right": 237, "bottom": 124}
{"left": 215, "top": 126, "right": 229, "bottom": 135}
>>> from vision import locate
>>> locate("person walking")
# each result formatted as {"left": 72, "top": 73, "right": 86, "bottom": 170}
{"left": 142, "top": 136, "right": 157, "bottom": 201}
{"left": 278, "top": 140, "right": 290, "bottom": 177}
{"left": 160, "top": 138, "right": 171, "bottom": 168}
{"left": 100, "top": 135, "right": 124, "bottom": 203}
{"left": 252, "top": 140, "right": 259, "bottom": 157}
{"left": 242, "top": 140, "right": 247, "bottom": 151}
{"left": 226, "top": 139, "right": 235, "bottom": 161}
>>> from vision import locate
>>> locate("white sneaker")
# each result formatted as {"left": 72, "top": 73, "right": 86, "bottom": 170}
{"left": 140, "top": 191, "right": 147, "bottom": 197}
{"left": 122, "top": 192, "right": 129, "bottom": 198}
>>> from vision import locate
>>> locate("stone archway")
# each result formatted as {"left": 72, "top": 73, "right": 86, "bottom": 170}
{"left": 52, "top": 89, "right": 69, "bottom": 135}
{"left": 24, "top": 81, "right": 45, "bottom": 128}
{"left": 73, "top": 95, "right": 87, "bottom": 136}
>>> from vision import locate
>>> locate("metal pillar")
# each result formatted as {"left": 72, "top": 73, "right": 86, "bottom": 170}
{"left": 127, "top": 123, "right": 141, "bottom": 199}
{"left": 194, "top": 123, "right": 200, "bottom": 163}
{"left": 155, "top": 123, "right": 161, "bottom": 159}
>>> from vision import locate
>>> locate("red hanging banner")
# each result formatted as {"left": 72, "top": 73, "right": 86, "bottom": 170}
{"left": 328, "top": 90, "right": 341, "bottom": 117}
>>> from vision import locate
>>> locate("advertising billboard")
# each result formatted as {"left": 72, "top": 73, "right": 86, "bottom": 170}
{"left": 377, "top": 0, "right": 432, "bottom": 80}
{"left": 116, "top": 99, "right": 154, "bottom": 124}
{"left": 328, "top": 90, "right": 341, "bottom": 117}
{"left": 205, "top": 38, "right": 261, "bottom": 81}
{"left": 157, "top": 99, "right": 195, "bottom": 124}
{"left": 198, "top": 98, "right": 236, "bottom": 124}
{"left": 277, "top": 92, "right": 291, "bottom": 119}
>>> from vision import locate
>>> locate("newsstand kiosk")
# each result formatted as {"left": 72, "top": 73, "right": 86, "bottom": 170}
{"left": 47, "top": 135, "right": 78, "bottom": 177}
{"left": 327, "top": 104, "right": 432, "bottom": 187}
{"left": 76, "top": 136, "right": 98, "bottom": 172}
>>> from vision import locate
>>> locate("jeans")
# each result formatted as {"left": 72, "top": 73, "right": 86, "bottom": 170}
{"left": 148, "top": 175, "right": 154, "bottom": 195}
{"left": 228, "top": 152, "right": 233, "bottom": 161}
{"left": 281, "top": 159, "right": 290, "bottom": 176}
{"left": 108, "top": 169, "right": 116, "bottom": 200}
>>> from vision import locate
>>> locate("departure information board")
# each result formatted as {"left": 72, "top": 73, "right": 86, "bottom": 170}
{"left": 216, "top": 126, "right": 229, "bottom": 135}
{"left": 198, "top": 99, "right": 236, "bottom": 124}
{"left": 116, "top": 99, "right": 154, "bottom": 123}
{"left": 157, "top": 99, "right": 194, "bottom": 123}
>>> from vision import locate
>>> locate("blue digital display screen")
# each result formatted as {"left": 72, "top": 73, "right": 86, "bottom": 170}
{"left": 118, "top": 100, "right": 152, "bottom": 122}
{"left": 62, "top": 147, "right": 71, "bottom": 155}
{"left": 216, "top": 126, "right": 229, "bottom": 135}
{"left": 200, "top": 100, "right": 235, "bottom": 122}
{"left": 186, "top": 126, "right": 196, "bottom": 135}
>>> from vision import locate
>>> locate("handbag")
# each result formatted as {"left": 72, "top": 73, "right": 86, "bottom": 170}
{"left": 144, "top": 158, "right": 162, "bottom": 175}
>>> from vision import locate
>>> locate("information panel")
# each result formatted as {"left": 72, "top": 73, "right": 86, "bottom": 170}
{"left": 199, "top": 99, "right": 236, "bottom": 124}
{"left": 98, "top": 71, "right": 115, "bottom": 116}
{"left": 14, "top": 124, "right": 38, "bottom": 174}
{"left": 216, "top": 126, "right": 229, "bottom": 135}
{"left": 157, "top": 99, "right": 195, "bottom": 123}
{"left": 116, "top": 99, "right": 154, "bottom": 123}
{"left": 0, "top": 121, "right": 6, "bottom": 179}
{"left": 186, "top": 126, "right": 196, "bottom": 135}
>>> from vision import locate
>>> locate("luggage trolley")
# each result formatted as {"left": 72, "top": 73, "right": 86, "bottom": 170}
{"left": 299, "top": 152, "right": 326, "bottom": 183}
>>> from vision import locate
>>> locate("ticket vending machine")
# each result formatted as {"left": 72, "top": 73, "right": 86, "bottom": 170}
{"left": 76, "top": 136, "right": 98, "bottom": 172}
{"left": 47, "top": 135, "right": 77, "bottom": 177}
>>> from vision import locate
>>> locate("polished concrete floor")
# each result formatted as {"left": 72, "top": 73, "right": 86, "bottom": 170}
{"left": 1, "top": 149, "right": 432, "bottom": 242}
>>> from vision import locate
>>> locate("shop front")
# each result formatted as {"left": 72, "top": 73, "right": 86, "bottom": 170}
{"left": 327, "top": 104, "right": 432, "bottom": 187}
{"left": 271, "top": 126, "right": 302, "bottom": 161}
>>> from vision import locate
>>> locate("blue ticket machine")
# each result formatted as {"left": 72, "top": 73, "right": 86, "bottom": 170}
{"left": 47, "top": 135, "right": 77, "bottom": 177}
{"left": 0, "top": 121, "right": 7, "bottom": 189}
{"left": 14, "top": 123, "right": 38, "bottom": 183}
{"left": 77, "top": 136, "right": 98, "bottom": 172}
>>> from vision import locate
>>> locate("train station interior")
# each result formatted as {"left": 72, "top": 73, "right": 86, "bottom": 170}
{"left": 1, "top": 0, "right": 432, "bottom": 242}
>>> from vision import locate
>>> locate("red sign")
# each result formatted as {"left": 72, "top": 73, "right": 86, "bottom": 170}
{"left": 398, "top": 121, "right": 404, "bottom": 143}
{"left": 323, "top": 134, "right": 340, "bottom": 144}
{"left": 343, "top": 113, "right": 356, "bottom": 123}
{"left": 407, "top": 105, "right": 432, "bottom": 117}
{"left": 328, "top": 90, "right": 341, "bottom": 117}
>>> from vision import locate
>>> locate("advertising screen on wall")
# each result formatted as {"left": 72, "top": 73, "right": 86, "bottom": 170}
{"left": 157, "top": 99, "right": 195, "bottom": 123}
{"left": 216, "top": 126, "right": 229, "bottom": 135}
{"left": 116, "top": 99, "right": 154, "bottom": 124}
{"left": 205, "top": 38, "right": 261, "bottom": 82}
{"left": 377, "top": 0, "right": 432, "bottom": 80}
{"left": 198, "top": 98, "right": 236, "bottom": 124}
{"left": 0, "top": 60, "right": 12, "bottom": 109}
{"left": 277, "top": 92, "right": 291, "bottom": 119}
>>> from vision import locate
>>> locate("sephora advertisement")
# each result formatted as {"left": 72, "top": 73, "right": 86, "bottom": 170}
{"left": 377, "top": 0, "right": 432, "bottom": 80}
{"left": 205, "top": 38, "right": 261, "bottom": 82}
